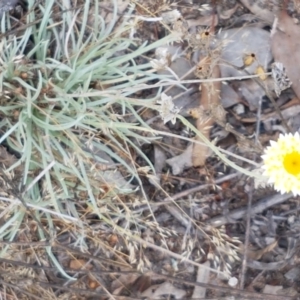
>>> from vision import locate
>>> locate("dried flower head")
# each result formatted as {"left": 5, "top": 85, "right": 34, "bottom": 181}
{"left": 151, "top": 47, "right": 172, "bottom": 70}
{"left": 262, "top": 132, "right": 300, "bottom": 195}
{"left": 256, "top": 65, "right": 267, "bottom": 81}
{"left": 172, "top": 17, "right": 189, "bottom": 41}
{"left": 161, "top": 9, "right": 182, "bottom": 24}
{"left": 272, "top": 62, "right": 292, "bottom": 96}
{"left": 157, "top": 93, "right": 181, "bottom": 124}
{"left": 243, "top": 53, "right": 256, "bottom": 66}
{"left": 188, "top": 28, "right": 214, "bottom": 50}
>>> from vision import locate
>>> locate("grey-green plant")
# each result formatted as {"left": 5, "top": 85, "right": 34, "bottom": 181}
{"left": 0, "top": 0, "right": 179, "bottom": 278}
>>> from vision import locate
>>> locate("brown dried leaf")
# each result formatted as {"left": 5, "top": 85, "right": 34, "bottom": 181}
{"left": 271, "top": 10, "right": 300, "bottom": 99}
{"left": 130, "top": 275, "right": 151, "bottom": 294}
{"left": 69, "top": 259, "right": 92, "bottom": 270}
{"left": 192, "top": 56, "right": 222, "bottom": 166}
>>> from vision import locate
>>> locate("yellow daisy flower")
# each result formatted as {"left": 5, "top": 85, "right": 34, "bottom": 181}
{"left": 262, "top": 132, "right": 300, "bottom": 196}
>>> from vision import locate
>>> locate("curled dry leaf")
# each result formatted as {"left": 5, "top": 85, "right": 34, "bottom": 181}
{"left": 271, "top": 10, "right": 300, "bottom": 99}
{"left": 192, "top": 55, "right": 222, "bottom": 166}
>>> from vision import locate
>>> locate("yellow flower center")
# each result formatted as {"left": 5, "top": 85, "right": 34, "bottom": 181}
{"left": 283, "top": 151, "right": 300, "bottom": 176}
